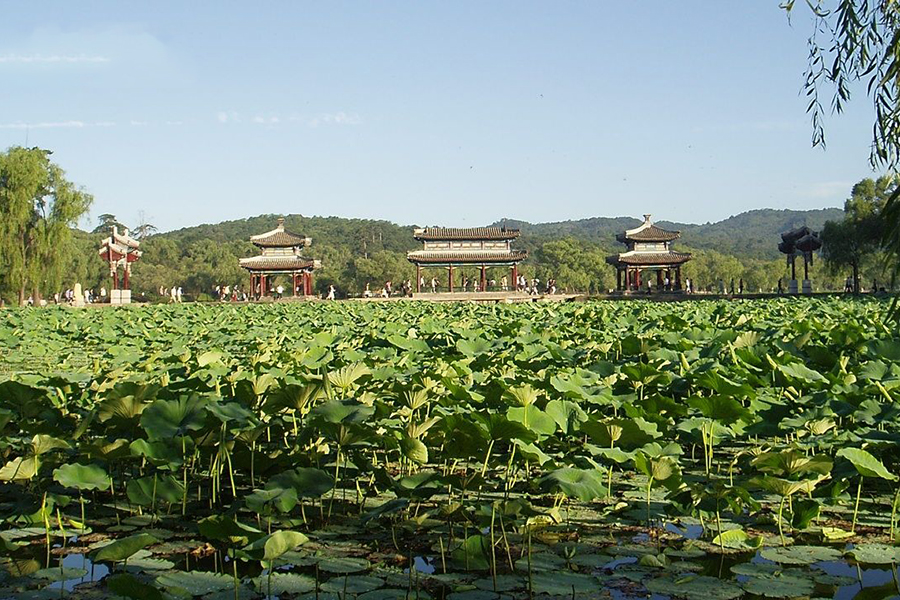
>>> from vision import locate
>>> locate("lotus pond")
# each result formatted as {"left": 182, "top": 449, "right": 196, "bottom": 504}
{"left": 0, "top": 298, "right": 899, "bottom": 600}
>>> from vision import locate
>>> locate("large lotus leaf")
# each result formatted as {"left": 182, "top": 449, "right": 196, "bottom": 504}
{"left": 31, "top": 434, "right": 70, "bottom": 455}
{"left": 752, "top": 475, "right": 828, "bottom": 497}
{"left": 846, "top": 543, "right": 900, "bottom": 564}
{"left": 456, "top": 338, "right": 494, "bottom": 356}
{"left": 741, "top": 572, "right": 815, "bottom": 598}
{"left": 540, "top": 468, "right": 608, "bottom": 502}
{"left": 156, "top": 570, "right": 233, "bottom": 595}
{"left": 0, "top": 456, "right": 40, "bottom": 481}
{"left": 0, "top": 381, "right": 46, "bottom": 415}
{"left": 205, "top": 401, "right": 258, "bottom": 428}
{"left": 140, "top": 395, "right": 209, "bottom": 440}
{"left": 450, "top": 535, "right": 490, "bottom": 571}
{"left": 530, "top": 572, "right": 597, "bottom": 596}
{"left": 777, "top": 362, "right": 829, "bottom": 384}
{"left": 245, "top": 486, "right": 298, "bottom": 514}
{"left": 197, "top": 515, "right": 261, "bottom": 546}
{"left": 327, "top": 363, "right": 370, "bottom": 390}
{"left": 399, "top": 436, "right": 429, "bottom": 464}
{"left": 252, "top": 573, "right": 316, "bottom": 594}
{"left": 472, "top": 413, "right": 537, "bottom": 443}
{"left": 106, "top": 573, "right": 165, "bottom": 600}
{"left": 645, "top": 574, "right": 743, "bottom": 600}
{"left": 634, "top": 453, "right": 678, "bottom": 482}
{"left": 126, "top": 474, "right": 184, "bottom": 506}
{"left": 241, "top": 530, "right": 308, "bottom": 561}
{"left": 758, "top": 545, "right": 842, "bottom": 565}
{"left": 752, "top": 450, "right": 832, "bottom": 477}
{"left": 507, "top": 405, "right": 556, "bottom": 437}
{"left": 93, "top": 533, "right": 158, "bottom": 562}
{"left": 310, "top": 400, "right": 375, "bottom": 424}
{"left": 52, "top": 463, "right": 110, "bottom": 491}
{"left": 268, "top": 467, "right": 334, "bottom": 498}
{"left": 544, "top": 399, "right": 588, "bottom": 434}
{"left": 836, "top": 448, "right": 898, "bottom": 480}
{"left": 687, "top": 395, "right": 751, "bottom": 424}
{"left": 710, "top": 528, "right": 763, "bottom": 550}
{"left": 129, "top": 439, "right": 183, "bottom": 468}
{"left": 580, "top": 417, "right": 660, "bottom": 449}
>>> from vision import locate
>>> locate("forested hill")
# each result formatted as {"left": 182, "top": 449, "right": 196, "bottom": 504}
{"left": 494, "top": 208, "right": 843, "bottom": 260}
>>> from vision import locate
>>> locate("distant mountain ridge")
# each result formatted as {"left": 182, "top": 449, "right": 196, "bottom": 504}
{"left": 491, "top": 208, "right": 843, "bottom": 259}
{"left": 151, "top": 206, "right": 844, "bottom": 266}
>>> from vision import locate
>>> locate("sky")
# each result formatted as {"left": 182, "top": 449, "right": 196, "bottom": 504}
{"left": 0, "top": 2, "right": 881, "bottom": 233}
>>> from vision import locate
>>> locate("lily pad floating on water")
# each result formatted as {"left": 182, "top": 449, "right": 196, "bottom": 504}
{"left": 514, "top": 552, "right": 566, "bottom": 572}
{"left": 741, "top": 572, "right": 816, "bottom": 598}
{"left": 530, "top": 572, "right": 598, "bottom": 596}
{"left": 32, "top": 567, "right": 88, "bottom": 581}
{"left": 318, "top": 556, "right": 371, "bottom": 574}
{"left": 759, "top": 545, "right": 843, "bottom": 565}
{"left": 473, "top": 575, "right": 525, "bottom": 592}
{"left": 846, "top": 543, "right": 900, "bottom": 564}
{"left": 320, "top": 575, "right": 384, "bottom": 594}
{"left": 645, "top": 574, "right": 743, "bottom": 600}
{"left": 251, "top": 572, "right": 316, "bottom": 595}
{"left": 155, "top": 570, "right": 233, "bottom": 596}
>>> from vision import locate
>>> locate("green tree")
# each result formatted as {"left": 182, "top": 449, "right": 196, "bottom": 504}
{"left": 0, "top": 147, "right": 93, "bottom": 305}
{"left": 822, "top": 177, "right": 893, "bottom": 293}
{"left": 92, "top": 213, "right": 126, "bottom": 235}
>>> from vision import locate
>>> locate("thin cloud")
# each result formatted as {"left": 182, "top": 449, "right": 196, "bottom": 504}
{"left": 218, "top": 111, "right": 361, "bottom": 127}
{"left": 0, "top": 120, "right": 99, "bottom": 129}
{"left": 0, "top": 53, "right": 110, "bottom": 64}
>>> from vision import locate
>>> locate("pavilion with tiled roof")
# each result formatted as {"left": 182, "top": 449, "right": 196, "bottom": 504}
{"left": 607, "top": 215, "right": 691, "bottom": 292}
{"left": 407, "top": 226, "right": 527, "bottom": 293}
{"left": 240, "top": 218, "right": 320, "bottom": 297}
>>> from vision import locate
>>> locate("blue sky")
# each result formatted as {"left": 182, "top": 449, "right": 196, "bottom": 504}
{"left": 0, "top": 2, "right": 878, "bottom": 232}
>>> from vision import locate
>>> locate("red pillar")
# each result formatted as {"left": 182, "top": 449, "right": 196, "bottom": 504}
{"left": 480, "top": 266, "right": 486, "bottom": 292}
{"left": 676, "top": 267, "right": 682, "bottom": 290}
{"left": 512, "top": 264, "right": 518, "bottom": 290}
{"left": 416, "top": 265, "right": 421, "bottom": 293}
{"left": 123, "top": 266, "right": 130, "bottom": 290}
{"left": 261, "top": 274, "right": 267, "bottom": 297}
{"left": 448, "top": 265, "right": 454, "bottom": 292}
{"left": 307, "top": 272, "right": 314, "bottom": 296}
{"left": 636, "top": 269, "right": 641, "bottom": 290}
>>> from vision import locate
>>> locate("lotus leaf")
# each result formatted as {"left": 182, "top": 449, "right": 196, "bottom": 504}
{"left": 52, "top": 463, "right": 110, "bottom": 491}
{"left": 93, "top": 533, "right": 158, "bottom": 562}
{"left": 759, "top": 545, "right": 843, "bottom": 565}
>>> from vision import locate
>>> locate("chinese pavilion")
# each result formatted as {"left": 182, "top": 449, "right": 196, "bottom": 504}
{"left": 98, "top": 226, "right": 142, "bottom": 304}
{"left": 607, "top": 215, "right": 691, "bottom": 292}
{"left": 239, "top": 218, "right": 320, "bottom": 297}
{"left": 406, "top": 227, "right": 527, "bottom": 293}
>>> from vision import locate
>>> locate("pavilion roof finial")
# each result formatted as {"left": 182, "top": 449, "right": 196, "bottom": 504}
{"left": 276, "top": 217, "right": 285, "bottom": 230}
{"left": 643, "top": 214, "right": 652, "bottom": 224}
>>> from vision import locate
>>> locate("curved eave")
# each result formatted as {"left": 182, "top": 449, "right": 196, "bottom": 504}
{"left": 239, "top": 256, "right": 320, "bottom": 271}
{"left": 407, "top": 250, "right": 527, "bottom": 265}
{"left": 412, "top": 227, "right": 520, "bottom": 242}
{"left": 606, "top": 252, "right": 692, "bottom": 266}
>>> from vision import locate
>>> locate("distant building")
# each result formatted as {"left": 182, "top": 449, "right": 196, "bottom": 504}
{"left": 240, "top": 218, "right": 320, "bottom": 297}
{"left": 606, "top": 215, "right": 691, "bottom": 291}
{"left": 406, "top": 227, "right": 527, "bottom": 292}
